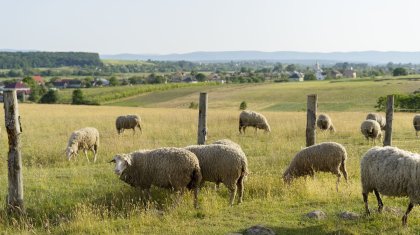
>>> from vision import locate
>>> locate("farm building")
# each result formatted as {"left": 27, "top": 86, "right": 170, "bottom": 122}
{"left": 33, "top": 75, "right": 45, "bottom": 85}
{"left": 289, "top": 71, "right": 304, "bottom": 82}
{"left": 343, "top": 67, "right": 357, "bottom": 78}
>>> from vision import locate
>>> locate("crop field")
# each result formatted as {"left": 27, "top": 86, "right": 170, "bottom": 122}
{"left": 0, "top": 78, "right": 420, "bottom": 234}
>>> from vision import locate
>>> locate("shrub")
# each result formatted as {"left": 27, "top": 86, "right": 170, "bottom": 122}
{"left": 239, "top": 101, "right": 247, "bottom": 110}
{"left": 393, "top": 67, "right": 408, "bottom": 76}
{"left": 39, "top": 90, "right": 59, "bottom": 104}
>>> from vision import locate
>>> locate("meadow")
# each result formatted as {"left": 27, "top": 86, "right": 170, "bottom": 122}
{"left": 0, "top": 78, "right": 420, "bottom": 234}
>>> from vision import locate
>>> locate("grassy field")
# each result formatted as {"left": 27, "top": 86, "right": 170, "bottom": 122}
{"left": 0, "top": 78, "right": 420, "bottom": 234}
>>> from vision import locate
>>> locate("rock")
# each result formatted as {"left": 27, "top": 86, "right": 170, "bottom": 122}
{"left": 306, "top": 210, "right": 327, "bottom": 220}
{"left": 243, "top": 225, "right": 276, "bottom": 235}
{"left": 339, "top": 211, "right": 360, "bottom": 220}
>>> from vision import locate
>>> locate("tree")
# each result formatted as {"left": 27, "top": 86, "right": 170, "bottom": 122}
{"left": 109, "top": 76, "right": 119, "bottom": 86}
{"left": 39, "top": 90, "right": 59, "bottom": 103}
{"left": 393, "top": 67, "right": 408, "bottom": 76}
{"left": 195, "top": 73, "right": 207, "bottom": 82}
{"left": 72, "top": 89, "right": 85, "bottom": 104}
{"left": 304, "top": 73, "right": 317, "bottom": 81}
{"left": 239, "top": 101, "right": 247, "bottom": 110}
{"left": 285, "top": 64, "right": 296, "bottom": 72}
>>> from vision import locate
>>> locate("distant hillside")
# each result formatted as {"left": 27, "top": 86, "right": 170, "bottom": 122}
{"left": 0, "top": 51, "right": 102, "bottom": 69}
{"left": 100, "top": 51, "right": 420, "bottom": 64}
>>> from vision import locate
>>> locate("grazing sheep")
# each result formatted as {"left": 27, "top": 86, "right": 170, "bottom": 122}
{"left": 116, "top": 115, "right": 142, "bottom": 135}
{"left": 239, "top": 110, "right": 271, "bottom": 134}
{"left": 360, "top": 120, "right": 382, "bottom": 144}
{"left": 361, "top": 146, "right": 420, "bottom": 226}
{"left": 366, "top": 113, "right": 386, "bottom": 130}
{"left": 111, "top": 147, "right": 202, "bottom": 208}
{"left": 66, "top": 127, "right": 99, "bottom": 162}
{"left": 212, "top": 139, "right": 243, "bottom": 153}
{"left": 316, "top": 114, "right": 335, "bottom": 132}
{"left": 283, "top": 142, "right": 348, "bottom": 192}
{"left": 185, "top": 144, "right": 248, "bottom": 206}
{"left": 413, "top": 114, "right": 420, "bottom": 137}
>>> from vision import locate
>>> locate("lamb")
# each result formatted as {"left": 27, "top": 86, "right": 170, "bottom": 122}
{"left": 282, "top": 142, "right": 348, "bottom": 192}
{"left": 66, "top": 127, "right": 99, "bottom": 162}
{"left": 116, "top": 115, "right": 142, "bottom": 135}
{"left": 185, "top": 144, "right": 248, "bottom": 206}
{"left": 111, "top": 147, "right": 202, "bottom": 208}
{"left": 316, "top": 114, "right": 335, "bottom": 132}
{"left": 413, "top": 114, "right": 420, "bottom": 137}
{"left": 366, "top": 112, "right": 386, "bottom": 130}
{"left": 239, "top": 110, "right": 271, "bottom": 134}
{"left": 360, "top": 120, "right": 382, "bottom": 144}
{"left": 361, "top": 146, "right": 420, "bottom": 226}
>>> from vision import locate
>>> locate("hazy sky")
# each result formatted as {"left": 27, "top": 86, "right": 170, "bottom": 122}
{"left": 1, "top": 0, "right": 419, "bottom": 54}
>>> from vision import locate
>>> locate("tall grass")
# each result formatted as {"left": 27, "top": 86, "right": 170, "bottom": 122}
{"left": 0, "top": 104, "right": 419, "bottom": 234}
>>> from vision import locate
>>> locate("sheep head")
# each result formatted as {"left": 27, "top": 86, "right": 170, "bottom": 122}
{"left": 110, "top": 154, "right": 132, "bottom": 175}
{"left": 66, "top": 145, "right": 78, "bottom": 160}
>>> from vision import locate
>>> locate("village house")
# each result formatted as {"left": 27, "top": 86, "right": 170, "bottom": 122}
{"left": 33, "top": 75, "right": 45, "bottom": 85}
{"left": 289, "top": 71, "right": 304, "bottom": 82}
{"left": 3, "top": 81, "right": 31, "bottom": 100}
{"left": 343, "top": 67, "right": 357, "bottom": 78}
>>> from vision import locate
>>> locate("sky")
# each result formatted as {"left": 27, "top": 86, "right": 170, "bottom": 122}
{"left": 1, "top": 0, "right": 420, "bottom": 54}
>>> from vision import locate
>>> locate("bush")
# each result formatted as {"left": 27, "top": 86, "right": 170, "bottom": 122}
{"left": 393, "top": 67, "right": 408, "bottom": 76}
{"left": 39, "top": 90, "right": 59, "bottom": 104}
{"left": 239, "top": 101, "right": 247, "bottom": 110}
{"left": 72, "top": 89, "right": 85, "bottom": 105}
{"left": 376, "top": 93, "right": 420, "bottom": 112}
{"left": 189, "top": 102, "right": 198, "bottom": 109}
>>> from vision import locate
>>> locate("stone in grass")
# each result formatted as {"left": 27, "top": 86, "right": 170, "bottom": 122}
{"left": 243, "top": 225, "right": 276, "bottom": 235}
{"left": 306, "top": 210, "right": 327, "bottom": 220}
{"left": 339, "top": 211, "right": 360, "bottom": 220}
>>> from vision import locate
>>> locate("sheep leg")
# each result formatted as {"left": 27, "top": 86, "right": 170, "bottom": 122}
{"left": 228, "top": 184, "right": 237, "bottom": 206}
{"left": 137, "top": 124, "right": 142, "bottom": 134}
{"left": 84, "top": 150, "right": 90, "bottom": 162}
{"left": 93, "top": 144, "right": 98, "bottom": 163}
{"left": 340, "top": 162, "right": 348, "bottom": 183}
{"left": 402, "top": 202, "right": 414, "bottom": 226}
{"left": 193, "top": 187, "right": 199, "bottom": 209}
{"left": 373, "top": 189, "right": 383, "bottom": 213}
{"left": 335, "top": 172, "right": 341, "bottom": 192}
{"left": 236, "top": 176, "right": 244, "bottom": 204}
{"left": 363, "top": 192, "right": 370, "bottom": 215}
{"left": 243, "top": 126, "right": 247, "bottom": 134}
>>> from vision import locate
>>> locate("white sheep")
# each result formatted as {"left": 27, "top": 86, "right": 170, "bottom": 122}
{"left": 361, "top": 146, "right": 420, "bottom": 226}
{"left": 366, "top": 113, "right": 386, "bottom": 130}
{"left": 185, "top": 144, "right": 248, "bottom": 206}
{"left": 110, "top": 147, "right": 202, "bottom": 208}
{"left": 360, "top": 120, "right": 382, "bottom": 144}
{"left": 283, "top": 142, "right": 348, "bottom": 192}
{"left": 116, "top": 115, "right": 142, "bottom": 135}
{"left": 66, "top": 127, "right": 99, "bottom": 162}
{"left": 239, "top": 110, "right": 271, "bottom": 134}
{"left": 413, "top": 114, "right": 420, "bottom": 137}
{"left": 212, "top": 139, "right": 244, "bottom": 154}
{"left": 316, "top": 114, "right": 335, "bottom": 132}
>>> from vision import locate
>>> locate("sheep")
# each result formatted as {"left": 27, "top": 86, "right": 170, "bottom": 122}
{"left": 239, "top": 110, "right": 271, "bottom": 134}
{"left": 116, "top": 115, "right": 142, "bottom": 135}
{"left": 361, "top": 146, "right": 420, "bottom": 226}
{"left": 185, "top": 144, "right": 248, "bottom": 206}
{"left": 366, "top": 112, "right": 386, "bottom": 130}
{"left": 413, "top": 114, "right": 420, "bottom": 137}
{"left": 110, "top": 147, "right": 202, "bottom": 208}
{"left": 66, "top": 127, "right": 99, "bottom": 162}
{"left": 316, "top": 114, "right": 335, "bottom": 132}
{"left": 282, "top": 142, "right": 348, "bottom": 192}
{"left": 360, "top": 120, "right": 382, "bottom": 144}
{"left": 212, "top": 139, "right": 243, "bottom": 153}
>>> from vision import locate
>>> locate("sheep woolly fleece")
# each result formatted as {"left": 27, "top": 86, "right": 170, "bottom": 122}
{"left": 283, "top": 142, "right": 348, "bottom": 188}
{"left": 239, "top": 110, "right": 271, "bottom": 133}
{"left": 185, "top": 143, "right": 248, "bottom": 205}
{"left": 116, "top": 147, "right": 201, "bottom": 191}
{"left": 212, "top": 139, "right": 244, "bottom": 154}
{"left": 366, "top": 113, "right": 386, "bottom": 130}
{"left": 316, "top": 114, "right": 335, "bottom": 132}
{"left": 115, "top": 115, "right": 142, "bottom": 134}
{"left": 361, "top": 146, "right": 420, "bottom": 202}
{"left": 66, "top": 127, "right": 99, "bottom": 161}
{"left": 360, "top": 120, "right": 382, "bottom": 141}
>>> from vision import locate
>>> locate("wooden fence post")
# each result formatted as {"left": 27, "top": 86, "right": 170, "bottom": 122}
{"left": 383, "top": 95, "right": 394, "bottom": 146}
{"left": 197, "top": 92, "right": 208, "bottom": 145}
{"left": 4, "top": 90, "right": 24, "bottom": 215}
{"left": 306, "top": 94, "right": 317, "bottom": 147}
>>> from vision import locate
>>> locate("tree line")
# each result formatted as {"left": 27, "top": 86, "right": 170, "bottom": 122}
{"left": 0, "top": 52, "right": 102, "bottom": 69}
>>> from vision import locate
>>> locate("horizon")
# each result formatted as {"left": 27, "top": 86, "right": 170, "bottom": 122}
{"left": 2, "top": 0, "right": 420, "bottom": 54}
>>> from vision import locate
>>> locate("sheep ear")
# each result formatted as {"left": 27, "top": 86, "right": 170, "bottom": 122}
{"left": 122, "top": 155, "right": 132, "bottom": 166}
{"left": 109, "top": 158, "right": 116, "bottom": 163}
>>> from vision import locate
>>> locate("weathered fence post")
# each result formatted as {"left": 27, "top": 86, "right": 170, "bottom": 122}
{"left": 197, "top": 92, "right": 208, "bottom": 145}
{"left": 383, "top": 95, "right": 394, "bottom": 146}
{"left": 306, "top": 94, "right": 317, "bottom": 147}
{"left": 4, "top": 90, "right": 24, "bottom": 215}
